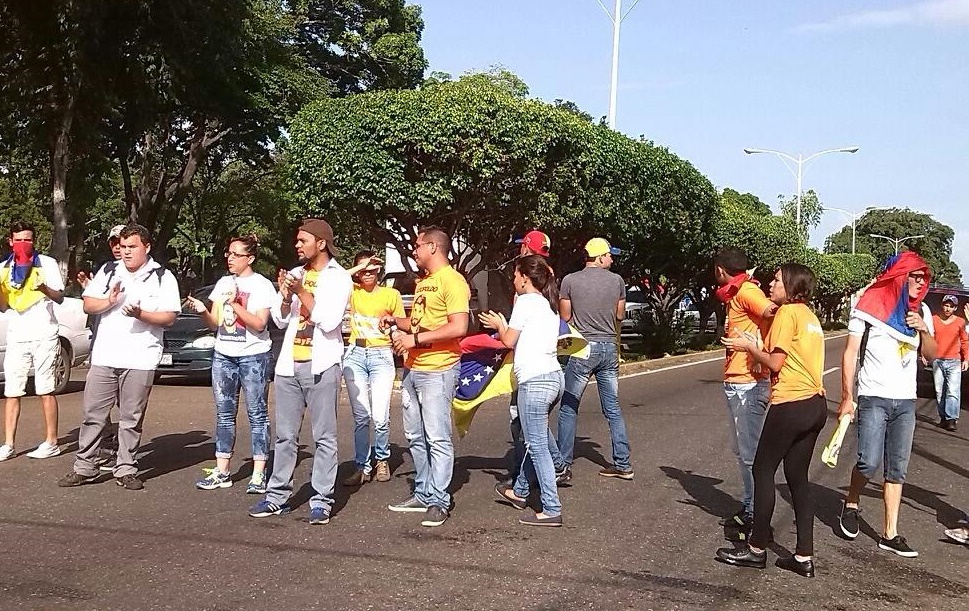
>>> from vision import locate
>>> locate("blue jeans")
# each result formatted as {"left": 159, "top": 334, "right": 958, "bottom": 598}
{"left": 933, "top": 358, "right": 962, "bottom": 421}
{"left": 855, "top": 395, "right": 916, "bottom": 484}
{"left": 343, "top": 346, "right": 396, "bottom": 473}
{"left": 212, "top": 351, "right": 271, "bottom": 460}
{"left": 402, "top": 366, "right": 459, "bottom": 510}
{"left": 514, "top": 371, "right": 565, "bottom": 516}
{"left": 557, "top": 342, "right": 631, "bottom": 471}
{"left": 723, "top": 380, "right": 769, "bottom": 515}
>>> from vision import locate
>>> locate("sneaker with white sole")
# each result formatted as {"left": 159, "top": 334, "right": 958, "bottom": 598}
{"left": 26, "top": 442, "right": 60, "bottom": 459}
{"left": 246, "top": 471, "right": 267, "bottom": 495}
{"left": 0, "top": 444, "right": 14, "bottom": 461}
{"left": 195, "top": 468, "right": 232, "bottom": 490}
{"left": 944, "top": 527, "right": 969, "bottom": 545}
{"left": 878, "top": 535, "right": 918, "bottom": 558}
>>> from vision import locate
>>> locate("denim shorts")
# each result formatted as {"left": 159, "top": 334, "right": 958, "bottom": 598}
{"left": 855, "top": 395, "right": 916, "bottom": 484}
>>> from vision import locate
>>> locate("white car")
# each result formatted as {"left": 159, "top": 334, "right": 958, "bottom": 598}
{"left": 0, "top": 297, "right": 91, "bottom": 395}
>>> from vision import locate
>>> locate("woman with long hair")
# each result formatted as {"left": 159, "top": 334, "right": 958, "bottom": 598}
{"left": 716, "top": 263, "right": 827, "bottom": 577}
{"left": 187, "top": 235, "right": 277, "bottom": 494}
{"left": 342, "top": 250, "right": 404, "bottom": 486}
{"left": 480, "top": 255, "right": 565, "bottom": 527}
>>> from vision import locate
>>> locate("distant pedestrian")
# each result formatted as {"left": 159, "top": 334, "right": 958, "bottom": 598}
{"left": 0, "top": 220, "right": 66, "bottom": 461}
{"left": 382, "top": 226, "right": 470, "bottom": 528}
{"left": 186, "top": 235, "right": 277, "bottom": 494}
{"left": 483, "top": 255, "right": 565, "bottom": 527}
{"left": 930, "top": 294, "right": 967, "bottom": 431}
{"left": 556, "top": 237, "right": 632, "bottom": 483}
{"left": 248, "top": 219, "right": 351, "bottom": 525}
{"left": 717, "top": 263, "right": 826, "bottom": 578}
{"left": 58, "top": 224, "right": 181, "bottom": 490}
{"left": 713, "top": 247, "right": 777, "bottom": 532}
{"left": 342, "top": 250, "right": 404, "bottom": 487}
{"left": 837, "top": 252, "right": 936, "bottom": 558}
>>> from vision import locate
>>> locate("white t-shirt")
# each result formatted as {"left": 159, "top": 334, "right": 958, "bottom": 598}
{"left": 210, "top": 273, "right": 276, "bottom": 357}
{"left": 508, "top": 292, "right": 562, "bottom": 383}
{"left": 1, "top": 254, "right": 65, "bottom": 343}
{"left": 83, "top": 259, "right": 181, "bottom": 370}
{"left": 849, "top": 303, "right": 935, "bottom": 400}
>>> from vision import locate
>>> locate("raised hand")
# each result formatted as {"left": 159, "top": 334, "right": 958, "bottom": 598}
{"left": 76, "top": 271, "right": 91, "bottom": 289}
{"left": 107, "top": 282, "right": 124, "bottom": 306}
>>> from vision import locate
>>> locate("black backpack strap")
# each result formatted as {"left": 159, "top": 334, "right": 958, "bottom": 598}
{"left": 858, "top": 322, "right": 872, "bottom": 369}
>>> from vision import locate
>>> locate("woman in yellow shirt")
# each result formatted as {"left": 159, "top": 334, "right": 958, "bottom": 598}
{"left": 716, "top": 263, "right": 826, "bottom": 578}
{"left": 342, "top": 250, "right": 405, "bottom": 486}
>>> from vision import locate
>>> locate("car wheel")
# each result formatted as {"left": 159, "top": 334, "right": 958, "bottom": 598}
{"left": 52, "top": 340, "right": 72, "bottom": 395}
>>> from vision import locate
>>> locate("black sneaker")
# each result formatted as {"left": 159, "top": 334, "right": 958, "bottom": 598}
{"left": 555, "top": 467, "right": 572, "bottom": 486}
{"left": 57, "top": 472, "right": 95, "bottom": 487}
{"left": 945, "top": 419, "right": 958, "bottom": 432}
{"left": 421, "top": 505, "right": 449, "bottom": 527}
{"left": 116, "top": 474, "right": 144, "bottom": 490}
{"left": 839, "top": 502, "right": 860, "bottom": 540}
{"left": 720, "top": 510, "right": 750, "bottom": 528}
{"left": 878, "top": 535, "right": 918, "bottom": 558}
{"left": 388, "top": 496, "right": 428, "bottom": 513}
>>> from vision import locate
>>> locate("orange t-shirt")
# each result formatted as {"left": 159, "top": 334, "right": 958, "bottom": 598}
{"left": 765, "top": 303, "right": 825, "bottom": 405}
{"left": 932, "top": 315, "right": 968, "bottom": 361}
{"left": 724, "top": 282, "right": 774, "bottom": 383}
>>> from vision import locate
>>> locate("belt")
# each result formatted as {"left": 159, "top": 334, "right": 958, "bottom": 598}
{"left": 353, "top": 339, "right": 368, "bottom": 347}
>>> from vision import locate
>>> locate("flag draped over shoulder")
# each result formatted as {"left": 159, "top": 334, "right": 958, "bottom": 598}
{"left": 852, "top": 251, "right": 930, "bottom": 345}
{"left": 451, "top": 321, "right": 589, "bottom": 437}
{"left": 0, "top": 252, "right": 45, "bottom": 312}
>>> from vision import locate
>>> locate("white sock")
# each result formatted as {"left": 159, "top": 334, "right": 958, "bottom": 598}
{"left": 794, "top": 554, "right": 811, "bottom": 562}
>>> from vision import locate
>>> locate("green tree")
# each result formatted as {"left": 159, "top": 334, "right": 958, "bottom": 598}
{"left": 778, "top": 189, "right": 823, "bottom": 238}
{"left": 722, "top": 188, "right": 771, "bottom": 217}
{"left": 824, "top": 207, "right": 961, "bottom": 285}
{"left": 813, "top": 253, "right": 877, "bottom": 323}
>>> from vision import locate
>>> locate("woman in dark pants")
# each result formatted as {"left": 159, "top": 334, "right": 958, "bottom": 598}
{"left": 716, "top": 263, "right": 827, "bottom": 577}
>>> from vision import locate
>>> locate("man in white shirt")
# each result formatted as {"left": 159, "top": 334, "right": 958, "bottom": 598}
{"left": 248, "top": 219, "right": 351, "bottom": 525}
{"left": 58, "top": 224, "right": 180, "bottom": 490}
{"left": 0, "top": 221, "right": 65, "bottom": 461}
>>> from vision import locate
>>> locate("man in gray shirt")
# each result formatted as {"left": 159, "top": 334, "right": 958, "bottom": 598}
{"left": 556, "top": 237, "right": 633, "bottom": 483}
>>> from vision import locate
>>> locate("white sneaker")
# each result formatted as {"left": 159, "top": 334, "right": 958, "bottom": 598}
{"left": 0, "top": 445, "right": 14, "bottom": 461}
{"left": 26, "top": 442, "right": 60, "bottom": 459}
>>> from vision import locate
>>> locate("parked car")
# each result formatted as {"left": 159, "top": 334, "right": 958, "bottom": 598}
{"left": 0, "top": 298, "right": 91, "bottom": 394}
{"left": 156, "top": 284, "right": 286, "bottom": 380}
{"left": 916, "top": 284, "right": 969, "bottom": 397}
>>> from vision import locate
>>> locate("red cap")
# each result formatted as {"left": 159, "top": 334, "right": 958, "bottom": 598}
{"left": 515, "top": 230, "right": 551, "bottom": 257}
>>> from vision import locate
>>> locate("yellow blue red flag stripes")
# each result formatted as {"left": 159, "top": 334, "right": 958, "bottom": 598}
{"left": 451, "top": 321, "right": 588, "bottom": 437}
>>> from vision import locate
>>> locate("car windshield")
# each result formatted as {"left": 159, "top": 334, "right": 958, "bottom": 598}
{"left": 625, "top": 288, "right": 649, "bottom": 304}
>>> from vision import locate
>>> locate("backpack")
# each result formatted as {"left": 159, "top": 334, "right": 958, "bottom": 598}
{"left": 89, "top": 262, "right": 168, "bottom": 346}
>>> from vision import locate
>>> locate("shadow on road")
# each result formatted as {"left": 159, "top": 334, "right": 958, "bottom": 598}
{"left": 659, "top": 465, "right": 736, "bottom": 520}
{"left": 138, "top": 430, "right": 213, "bottom": 481}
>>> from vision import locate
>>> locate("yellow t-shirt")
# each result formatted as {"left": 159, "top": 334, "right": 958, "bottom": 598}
{"left": 765, "top": 303, "right": 825, "bottom": 405}
{"left": 292, "top": 269, "right": 320, "bottom": 362}
{"left": 724, "top": 282, "right": 774, "bottom": 383}
{"left": 349, "top": 286, "right": 405, "bottom": 348}
{"left": 406, "top": 266, "right": 470, "bottom": 371}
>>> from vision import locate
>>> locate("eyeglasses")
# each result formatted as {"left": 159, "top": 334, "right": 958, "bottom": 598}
{"left": 412, "top": 242, "right": 432, "bottom": 254}
{"left": 359, "top": 269, "right": 380, "bottom": 275}
{"left": 908, "top": 273, "right": 928, "bottom": 283}
{"left": 224, "top": 251, "right": 252, "bottom": 259}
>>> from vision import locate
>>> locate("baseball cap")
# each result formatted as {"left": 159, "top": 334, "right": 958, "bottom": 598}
{"left": 942, "top": 294, "right": 959, "bottom": 306}
{"left": 514, "top": 230, "right": 551, "bottom": 257}
{"left": 108, "top": 225, "right": 125, "bottom": 241}
{"left": 584, "top": 237, "right": 621, "bottom": 258}
{"left": 298, "top": 218, "right": 341, "bottom": 257}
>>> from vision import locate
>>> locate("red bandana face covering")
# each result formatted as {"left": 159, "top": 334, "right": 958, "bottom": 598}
{"left": 716, "top": 273, "right": 756, "bottom": 303}
{"left": 12, "top": 241, "right": 33, "bottom": 264}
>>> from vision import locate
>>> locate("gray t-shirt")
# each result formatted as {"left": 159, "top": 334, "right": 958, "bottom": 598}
{"left": 560, "top": 266, "right": 625, "bottom": 343}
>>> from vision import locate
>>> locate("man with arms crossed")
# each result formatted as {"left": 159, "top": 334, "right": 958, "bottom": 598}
{"left": 0, "top": 221, "right": 65, "bottom": 461}
{"left": 713, "top": 247, "right": 777, "bottom": 531}
{"left": 556, "top": 237, "right": 632, "bottom": 482}
{"left": 383, "top": 226, "right": 470, "bottom": 527}
{"left": 58, "top": 224, "right": 180, "bottom": 490}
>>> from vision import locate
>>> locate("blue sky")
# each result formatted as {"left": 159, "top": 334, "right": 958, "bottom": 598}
{"left": 415, "top": 0, "right": 969, "bottom": 277}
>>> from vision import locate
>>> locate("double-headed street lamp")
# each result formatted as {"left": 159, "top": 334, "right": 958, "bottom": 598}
{"left": 825, "top": 205, "right": 889, "bottom": 254}
{"left": 743, "top": 146, "right": 860, "bottom": 227}
{"left": 595, "top": 0, "right": 642, "bottom": 129}
{"left": 869, "top": 233, "right": 925, "bottom": 255}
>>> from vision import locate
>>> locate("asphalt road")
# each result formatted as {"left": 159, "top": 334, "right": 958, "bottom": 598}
{"left": 0, "top": 335, "right": 966, "bottom": 610}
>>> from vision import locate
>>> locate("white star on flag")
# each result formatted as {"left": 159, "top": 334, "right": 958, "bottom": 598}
{"left": 461, "top": 378, "right": 471, "bottom": 386}
{"left": 473, "top": 373, "right": 484, "bottom": 382}
{"left": 493, "top": 353, "right": 503, "bottom": 363}
{"left": 484, "top": 366, "right": 494, "bottom": 374}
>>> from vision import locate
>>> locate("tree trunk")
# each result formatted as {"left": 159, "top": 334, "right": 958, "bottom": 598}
{"left": 49, "top": 95, "right": 75, "bottom": 279}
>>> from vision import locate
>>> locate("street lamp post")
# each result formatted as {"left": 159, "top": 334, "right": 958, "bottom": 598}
{"left": 869, "top": 233, "right": 925, "bottom": 255}
{"left": 825, "top": 206, "right": 889, "bottom": 254}
{"left": 595, "top": 0, "right": 642, "bottom": 129}
{"left": 743, "top": 146, "right": 860, "bottom": 228}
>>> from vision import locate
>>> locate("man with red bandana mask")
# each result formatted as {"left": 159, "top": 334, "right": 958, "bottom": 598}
{"left": 0, "top": 220, "right": 65, "bottom": 461}
{"left": 837, "top": 252, "right": 937, "bottom": 558}
{"left": 713, "top": 247, "right": 777, "bottom": 534}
